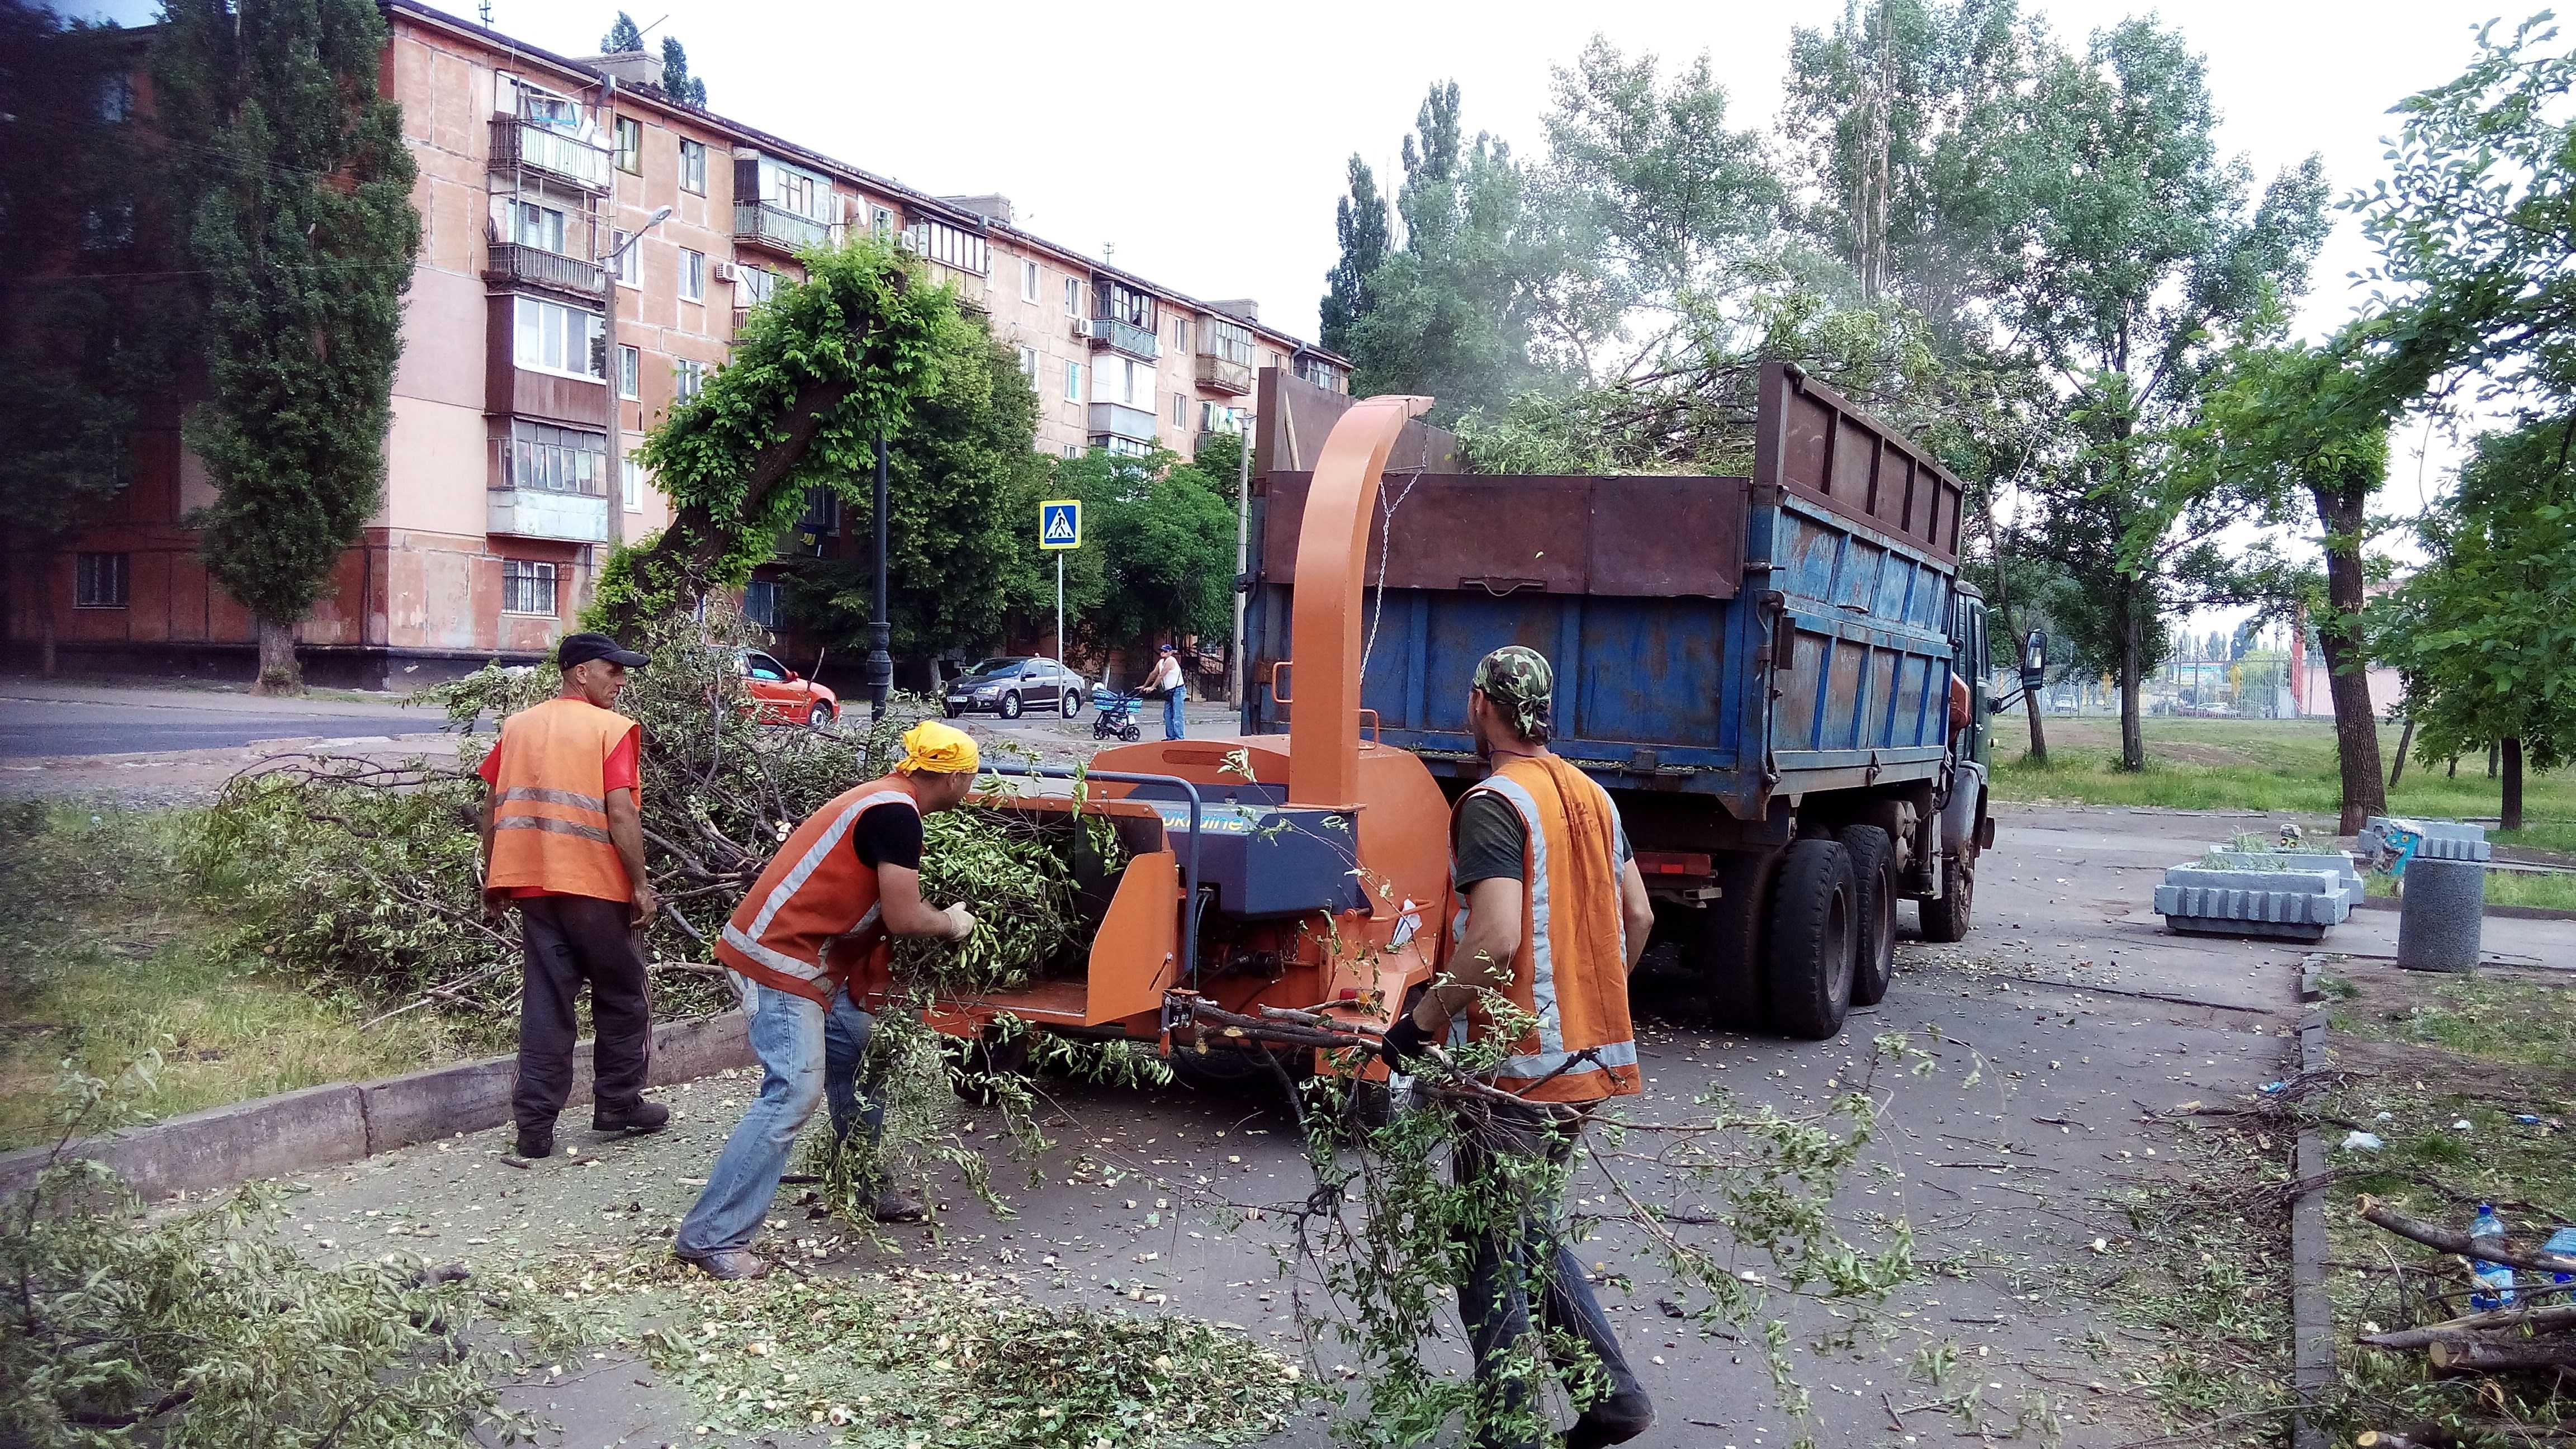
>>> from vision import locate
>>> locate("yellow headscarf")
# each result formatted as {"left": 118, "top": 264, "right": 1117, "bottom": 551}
{"left": 894, "top": 719, "right": 981, "bottom": 775}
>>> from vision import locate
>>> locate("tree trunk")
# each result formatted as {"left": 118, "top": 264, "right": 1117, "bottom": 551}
{"left": 1992, "top": 522, "right": 2045, "bottom": 764}
{"left": 2502, "top": 736, "right": 2525, "bottom": 833}
{"left": 2312, "top": 485, "right": 2388, "bottom": 834}
{"left": 2116, "top": 584, "right": 2145, "bottom": 773}
{"left": 2388, "top": 715, "right": 2414, "bottom": 789}
{"left": 254, "top": 616, "right": 301, "bottom": 695}
{"left": 38, "top": 602, "right": 57, "bottom": 678}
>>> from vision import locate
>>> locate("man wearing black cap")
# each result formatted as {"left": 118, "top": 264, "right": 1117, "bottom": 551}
{"left": 477, "top": 632, "right": 669, "bottom": 1159}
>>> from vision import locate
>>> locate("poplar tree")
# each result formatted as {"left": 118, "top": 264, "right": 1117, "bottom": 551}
{"left": 153, "top": 0, "right": 420, "bottom": 694}
{"left": 1318, "top": 156, "right": 1388, "bottom": 357}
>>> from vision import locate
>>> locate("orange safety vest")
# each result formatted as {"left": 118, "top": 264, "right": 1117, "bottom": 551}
{"left": 715, "top": 775, "right": 921, "bottom": 1006}
{"left": 1447, "top": 753, "right": 1641, "bottom": 1103}
{"left": 486, "top": 697, "right": 641, "bottom": 903}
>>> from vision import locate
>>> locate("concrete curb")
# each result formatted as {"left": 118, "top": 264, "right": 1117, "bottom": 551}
{"left": 0, "top": 1011, "right": 751, "bottom": 1203}
{"left": 2351, "top": 894, "right": 2576, "bottom": 924}
{"left": 2290, "top": 1000, "right": 2334, "bottom": 1449}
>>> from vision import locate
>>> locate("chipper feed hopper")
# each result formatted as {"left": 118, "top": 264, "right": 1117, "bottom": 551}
{"left": 853, "top": 395, "right": 1455, "bottom": 1052}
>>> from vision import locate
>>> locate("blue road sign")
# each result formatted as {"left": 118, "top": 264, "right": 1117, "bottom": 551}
{"left": 1039, "top": 499, "right": 1082, "bottom": 550}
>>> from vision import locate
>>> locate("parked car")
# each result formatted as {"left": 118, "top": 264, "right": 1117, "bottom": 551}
{"left": 740, "top": 648, "right": 837, "bottom": 727}
{"left": 944, "top": 656, "right": 1087, "bottom": 720}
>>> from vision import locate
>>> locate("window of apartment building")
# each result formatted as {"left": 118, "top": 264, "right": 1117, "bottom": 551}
{"left": 1097, "top": 280, "right": 1153, "bottom": 330}
{"left": 623, "top": 453, "right": 643, "bottom": 511}
{"left": 1200, "top": 402, "right": 1244, "bottom": 434}
{"left": 1062, "top": 276, "right": 1081, "bottom": 316}
{"left": 871, "top": 206, "right": 895, "bottom": 237}
{"left": 513, "top": 295, "right": 603, "bottom": 379}
{"left": 614, "top": 116, "right": 642, "bottom": 173}
{"left": 674, "top": 357, "right": 707, "bottom": 401}
{"left": 679, "top": 248, "right": 706, "bottom": 302}
{"left": 1173, "top": 317, "right": 1190, "bottom": 354}
{"left": 1016, "top": 345, "right": 1039, "bottom": 383}
{"left": 74, "top": 552, "right": 128, "bottom": 609}
{"left": 1295, "top": 355, "right": 1344, "bottom": 391}
{"left": 617, "top": 345, "right": 640, "bottom": 400}
{"left": 609, "top": 228, "right": 640, "bottom": 286}
{"left": 1172, "top": 393, "right": 1186, "bottom": 428}
{"left": 507, "top": 419, "right": 606, "bottom": 495}
{"left": 905, "top": 219, "right": 987, "bottom": 276}
{"left": 1268, "top": 351, "right": 1284, "bottom": 370}
{"left": 1021, "top": 259, "right": 1040, "bottom": 303}
{"left": 679, "top": 138, "right": 707, "bottom": 194}
{"left": 774, "top": 167, "right": 817, "bottom": 218}
{"left": 737, "top": 266, "right": 780, "bottom": 306}
{"left": 501, "top": 560, "right": 559, "bottom": 616}
{"left": 1063, "top": 359, "right": 1082, "bottom": 402}
{"left": 80, "top": 201, "right": 134, "bottom": 252}
{"left": 96, "top": 75, "right": 134, "bottom": 124}
{"left": 512, "top": 199, "right": 568, "bottom": 254}
{"left": 510, "top": 78, "right": 583, "bottom": 130}
{"left": 742, "top": 579, "right": 780, "bottom": 628}
{"left": 1205, "top": 318, "right": 1254, "bottom": 366}
{"left": 797, "top": 486, "right": 839, "bottom": 535}
{"left": 1096, "top": 356, "right": 1151, "bottom": 409}
{"left": 1063, "top": 444, "right": 1080, "bottom": 461}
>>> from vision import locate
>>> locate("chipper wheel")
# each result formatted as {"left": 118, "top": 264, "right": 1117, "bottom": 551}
{"left": 1837, "top": 824, "right": 1897, "bottom": 1008}
{"left": 1765, "top": 837, "right": 1855, "bottom": 1040}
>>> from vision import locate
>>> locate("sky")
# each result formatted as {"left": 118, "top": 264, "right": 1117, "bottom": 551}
{"left": 75, "top": 0, "right": 2525, "bottom": 621}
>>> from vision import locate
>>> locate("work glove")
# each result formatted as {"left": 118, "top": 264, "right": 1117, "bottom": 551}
{"left": 1377, "top": 1014, "right": 1432, "bottom": 1071}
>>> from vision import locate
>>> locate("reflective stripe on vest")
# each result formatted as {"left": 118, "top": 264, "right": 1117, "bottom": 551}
{"left": 1465, "top": 775, "right": 1564, "bottom": 1056}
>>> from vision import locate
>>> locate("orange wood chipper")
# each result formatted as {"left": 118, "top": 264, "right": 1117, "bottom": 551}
{"left": 850, "top": 395, "right": 1450, "bottom": 1056}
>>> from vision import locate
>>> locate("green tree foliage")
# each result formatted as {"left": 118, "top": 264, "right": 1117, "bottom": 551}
{"left": 597, "top": 239, "right": 962, "bottom": 631}
{"left": 0, "top": 6, "right": 190, "bottom": 675}
{"left": 659, "top": 35, "right": 707, "bottom": 106}
{"left": 1345, "top": 82, "right": 1544, "bottom": 422}
{"left": 151, "top": 0, "right": 420, "bottom": 694}
{"left": 2346, "top": 16, "right": 2576, "bottom": 415}
{"left": 600, "top": 9, "right": 643, "bottom": 50}
{"left": 2008, "top": 17, "right": 2329, "bottom": 770}
{"left": 2376, "top": 420, "right": 2576, "bottom": 832}
{"left": 1319, "top": 157, "right": 1389, "bottom": 357}
{"left": 1058, "top": 447, "right": 1237, "bottom": 651}
{"left": 782, "top": 324, "right": 1057, "bottom": 662}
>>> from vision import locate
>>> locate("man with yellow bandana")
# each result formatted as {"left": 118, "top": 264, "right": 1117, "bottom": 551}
{"left": 676, "top": 721, "right": 983, "bottom": 1279}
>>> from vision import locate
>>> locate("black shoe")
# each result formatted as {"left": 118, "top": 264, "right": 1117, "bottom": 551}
{"left": 593, "top": 1099, "right": 670, "bottom": 1135}
{"left": 514, "top": 1125, "right": 553, "bottom": 1159}
{"left": 1564, "top": 1391, "right": 1654, "bottom": 1449}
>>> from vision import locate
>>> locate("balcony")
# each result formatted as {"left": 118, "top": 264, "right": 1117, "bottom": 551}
{"left": 1087, "top": 402, "right": 1158, "bottom": 444}
{"left": 1087, "top": 316, "right": 1160, "bottom": 360}
{"left": 488, "top": 486, "right": 608, "bottom": 543}
{"left": 733, "top": 202, "right": 835, "bottom": 255}
{"left": 489, "top": 117, "right": 613, "bottom": 192}
{"left": 1195, "top": 353, "right": 1253, "bottom": 395}
{"left": 485, "top": 243, "right": 605, "bottom": 299}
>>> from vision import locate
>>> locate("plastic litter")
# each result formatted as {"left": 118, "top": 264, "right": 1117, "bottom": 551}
{"left": 2545, "top": 1225, "right": 2576, "bottom": 1289}
{"left": 2469, "top": 1204, "right": 2517, "bottom": 1310}
{"left": 2453, "top": 1119, "right": 2475, "bottom": 1131}
{"left": 2338, "top": 1131, "right": 2384, "bottom": 1152}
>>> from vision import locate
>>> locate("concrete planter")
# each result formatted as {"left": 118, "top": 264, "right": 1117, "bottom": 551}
{"left": 2361, "top": 816, "right": 2493, "bottom": 865}
{"left": 2154, "top": 864, "right": 2354, "bottom": 943}
{"left": 2200, "top": 850, "right": 2364, "bottom": 912}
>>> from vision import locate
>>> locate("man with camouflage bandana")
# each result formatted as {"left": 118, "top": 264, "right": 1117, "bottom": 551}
{"left": 1378, "top": 645, "right": 1658, "bottom": 1449}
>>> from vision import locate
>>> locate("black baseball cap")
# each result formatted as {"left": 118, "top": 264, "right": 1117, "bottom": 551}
{"left": 558, "top": 632, "right": 649, "bottom": 670}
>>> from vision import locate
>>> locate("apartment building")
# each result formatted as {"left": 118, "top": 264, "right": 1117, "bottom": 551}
{"left": 6, "top": 0, "right": 1349, "bottom": 684}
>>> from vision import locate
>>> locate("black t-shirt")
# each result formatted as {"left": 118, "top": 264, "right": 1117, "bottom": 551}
{"left": 1453, "top": 790, "right": 1631, "bottom": 888}
{"left": 850, "top": 802, "right": 923, "bottom": 871}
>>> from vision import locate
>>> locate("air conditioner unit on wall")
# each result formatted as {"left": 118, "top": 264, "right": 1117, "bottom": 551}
{"left": 1072, "top": 317, "right": 1093, "bottom": 342}
{"left": 714, "top": 261, "right": 740, "bottom": 283}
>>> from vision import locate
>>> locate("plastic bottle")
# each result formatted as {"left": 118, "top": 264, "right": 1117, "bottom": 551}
{"left": 2545, "top": 1224, "right": 2576, "bottom": 1289}
{"left": 2469, "top": 1204, "right": 2517, "bottom": 1310}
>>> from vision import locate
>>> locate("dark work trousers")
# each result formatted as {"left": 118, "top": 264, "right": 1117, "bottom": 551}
{"left": 1454, "top": 1100, "right": 1649, "bottom": 1449}
{"left": 514, "top": 893, "right": 654, "bottom": 1132}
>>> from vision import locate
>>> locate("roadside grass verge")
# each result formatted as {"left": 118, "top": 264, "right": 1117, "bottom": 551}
{"left": 0, "top": 803, "right": 477, "bottom": 1152}
{"left": 1989, "top": 719, "right": 2576, "bottom": 854}
{"left": 2359, "top": 868, "right": 2576, "bottom": 913}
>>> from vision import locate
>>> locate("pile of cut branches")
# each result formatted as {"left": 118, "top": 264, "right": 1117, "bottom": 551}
{"left": 2353, "top": 1195, "right": 2576, "bottom": 1375}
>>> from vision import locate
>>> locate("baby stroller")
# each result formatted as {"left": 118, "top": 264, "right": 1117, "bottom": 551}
{"left": 1091, "top": 689, "right": 1144, "bottom": 742}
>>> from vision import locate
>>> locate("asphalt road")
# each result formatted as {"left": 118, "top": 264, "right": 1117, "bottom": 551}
{"left": 0, "top": 681, "right": 432, "bottom": 759}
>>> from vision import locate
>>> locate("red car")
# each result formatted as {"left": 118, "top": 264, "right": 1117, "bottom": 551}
{"left": 740, "top": 648, "right": 837, "bottom": 727}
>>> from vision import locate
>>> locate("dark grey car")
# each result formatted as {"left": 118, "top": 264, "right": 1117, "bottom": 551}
{"left": 943, "top": 657, "right": 1087, "bottom": 721}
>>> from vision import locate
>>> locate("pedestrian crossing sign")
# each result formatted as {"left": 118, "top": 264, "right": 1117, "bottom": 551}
{"left": 1039, "top": 499, "right": 1082, "bottom": 551}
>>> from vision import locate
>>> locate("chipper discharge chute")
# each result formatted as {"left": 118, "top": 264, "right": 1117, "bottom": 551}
{"left": 850, "top": 395, "right": 1456, "bottom": 1058}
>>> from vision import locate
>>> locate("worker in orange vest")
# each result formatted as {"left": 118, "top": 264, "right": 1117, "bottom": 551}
{"left": 1379, "top": 645, "right": 1658, "bottom": 1449}
{"left": 674, "top": 719, "right": 983, "bottom": 1281}
{"left": 477, "top": 632, "right": 667, "bottom": 1162}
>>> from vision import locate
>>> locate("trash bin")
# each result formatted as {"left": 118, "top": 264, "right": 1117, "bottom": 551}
{"left": 2396, "top": 855, "right": 2484, "bottom": 973}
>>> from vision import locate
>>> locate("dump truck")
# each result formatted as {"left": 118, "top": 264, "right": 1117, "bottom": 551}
{"left": 1235, "top": 361, "right": 1999, "bottom": 1039}
{"left": 859, "top": 364, "right": 1996, "bottom": 1057}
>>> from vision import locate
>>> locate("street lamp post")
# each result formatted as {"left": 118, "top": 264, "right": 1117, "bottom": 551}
{"left": 866, "top": 430, "right": 893, "bottom": 722}
{"left": 1227, "top": 410, "right": 1253, "bottom": 710}
{"left": 598, "top": 203, "right": 673, "bottom": 553}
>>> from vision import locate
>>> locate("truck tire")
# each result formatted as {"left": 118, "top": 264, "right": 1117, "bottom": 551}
{"left": 1839, "top": 824, "right": 1897, "bottom": 1008}
{"left": 1765, "top": 837, "right": 1855, "bottom": 1040}
{"left": 1687, "top": 852, "right": 1776, "bottom": 1029}
{"left": 1920, "top": 849, "right": 1974, "bottom": 944}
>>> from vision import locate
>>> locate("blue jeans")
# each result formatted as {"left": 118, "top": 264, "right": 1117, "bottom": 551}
{"left": 674, "top": 977, "right": 886, "bottom": 1256}
{"left": 1163, "top": 688, "right": 1185, "bottom": 740}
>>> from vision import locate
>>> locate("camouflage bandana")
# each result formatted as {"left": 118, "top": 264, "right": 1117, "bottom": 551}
{"left": 1471, "top": 646, "right": 1554, "bottom": 742}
